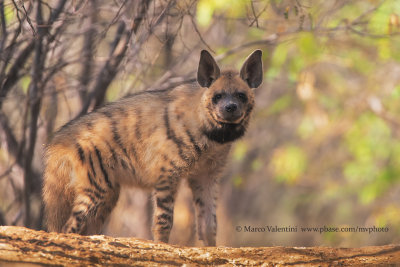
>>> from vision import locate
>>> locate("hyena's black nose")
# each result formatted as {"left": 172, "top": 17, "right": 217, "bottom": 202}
{"left": 225, "top": 103, "right": 238, "bottom": 113}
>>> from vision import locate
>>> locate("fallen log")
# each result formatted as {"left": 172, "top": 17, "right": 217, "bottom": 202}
{"left": 0, "top": 226, "right": 399, "bottom": 266}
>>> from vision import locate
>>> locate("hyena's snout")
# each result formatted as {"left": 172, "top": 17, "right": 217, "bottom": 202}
{"left": 217, "top": 96, "right": 244, "bottom": 123}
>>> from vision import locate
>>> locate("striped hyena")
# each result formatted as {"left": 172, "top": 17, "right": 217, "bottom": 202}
{"left": 42, "top": 50, "right": 263, "bottom": 246}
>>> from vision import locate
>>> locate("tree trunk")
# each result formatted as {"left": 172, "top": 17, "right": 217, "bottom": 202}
{"left": 0, "top": 226, "right": 399, "bottom": 266}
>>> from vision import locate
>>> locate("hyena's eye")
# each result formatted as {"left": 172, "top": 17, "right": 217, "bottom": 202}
{"left": 212, "top": 93, "right": 223, "bottom": 104}
{"left": 236, "top": 92, "right": 248, "bottom": 103}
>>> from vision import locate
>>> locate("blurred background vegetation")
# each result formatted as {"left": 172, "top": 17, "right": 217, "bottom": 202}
{"left": 1, "top": 0, "right": 400, "bottom": 247}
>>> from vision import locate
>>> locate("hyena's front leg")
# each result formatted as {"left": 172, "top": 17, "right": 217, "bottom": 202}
{"left": 152, "top": 177, "right": 179, "bottom": 243}
{"left": 188, "top": 177, "right": 218, "bottom": 246}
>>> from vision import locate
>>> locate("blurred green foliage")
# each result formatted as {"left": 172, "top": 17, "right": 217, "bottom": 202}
{"left": 271, "top": 145, "right": 308, "bottom": 184}
{"left": 197, "top": 0, "right": 248, "bottom": 27}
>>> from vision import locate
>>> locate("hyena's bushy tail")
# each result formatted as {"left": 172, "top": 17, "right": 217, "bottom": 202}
{"left": 42, "top": 148, "right": 75, "bottom": 232}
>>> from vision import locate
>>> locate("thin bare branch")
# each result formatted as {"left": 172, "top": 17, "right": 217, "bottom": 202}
{"left": 23, "top": 0, "right": 46, "bottom": 228}
{"left": 0, "top": 1, "right": 7, "bottom": 51}
{"left": 249, "top": 0, "right": 259, "bottom": 28}
{"left": 0, "top": 164, "right": 14, "bottom": 180}
{"left": 189, "top": 14, "right": 215, "bottom": 53}
{"left": 78, "top": 0, "right": 152, "bottom": 117}
{"left": 0, "top": 42, "right": 35, "bottom": 108}
{"left": 20, "top": 2, "right": 36, "bottom": 36}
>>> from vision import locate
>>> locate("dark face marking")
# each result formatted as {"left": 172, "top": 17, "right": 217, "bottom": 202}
{"left": 210, "top": 89, "right": 251, "bottom": 123}
{"left": 201, "top": 71, "right": 255, "bottom": 144}
{"left": 202, "top": 123, "right": 246, "bottom": 144}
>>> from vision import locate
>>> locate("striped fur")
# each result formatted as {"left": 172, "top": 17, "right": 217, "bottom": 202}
{"left": 42, "top": 50, "right": 263, "bottom": 246}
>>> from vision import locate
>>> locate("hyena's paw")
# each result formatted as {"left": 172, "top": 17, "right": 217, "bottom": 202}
{"left": 62, "top": 213, "right": 85, "bottom": 234}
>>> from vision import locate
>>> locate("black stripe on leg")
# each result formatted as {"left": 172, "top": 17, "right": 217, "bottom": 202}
{"left": 89, "top": 154, "right": 96, "bottom": 176}
{"left": 185, "top": 129, "right": 202, "bottom": 156}
{"left": 111, "top": 121, "right": 129, "bottom": 157}
{"left": 160, "top": 213, "right": 172, "bottom": 221}
{"left": 75, "top": 201, "right": 92, "bottom": 210}
{"left": 195, "top": 198, "right": 204, "bottom": 207}
{"left": 156, "top": 197, "right": 173, "bottom": 214}
{"left": 87, "top": 172, "right": 107, "bottom": 194}
{"left": 94, "top": 146, "right": 113, "bottom": 189}
{"left": 83, "top": 190, "right": 97, "bottom": 204}
{"left": 135, "top": 109, "right": 142, "bottom": 140}
{"left": 157, "top": 213, "right": 173, "bottom": 223}
{"left": 155, "top": 178, "right": 170, "bottom": 188}
{"left": 131, "top": 145, "right": 139, "bottom": 163}
{"left": 168, "top": 160, "right": 180, "bottom": 173}
{"left": 106, "top": 141, "right": 118, "bottom": 166}
{"left": 75, "top": 215, "right": 83, "bottom": 224}
{"left": 120, "top": 159, "right": 128, "bottom": 170}
{"left": 76, "top": 143, "right": 85, "bottom": 163}
{"left": 155, "top": 185, "right": 171, "bottom": 191}
{"left": 163, "top": 107, "right": 192, "bottom": 164}
{"left": 156, "top": 220, "right": 167, "bottom": 225}
{"left": 160, "top": 225, "right": 172, "bottom": 230}
{"left": 72, "top": 210, "right": 85, "bottom": 217}
{"left": 84, "top": 188, "right": 102, "bottom": 200}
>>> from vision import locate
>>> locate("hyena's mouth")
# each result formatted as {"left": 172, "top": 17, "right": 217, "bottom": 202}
{"left": 212, "top": 112, "right": 245, "bottom": 125}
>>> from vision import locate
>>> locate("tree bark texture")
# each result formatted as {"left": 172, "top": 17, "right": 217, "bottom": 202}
{"left": 0, "top": 226, "right": 399, "bottom": 266}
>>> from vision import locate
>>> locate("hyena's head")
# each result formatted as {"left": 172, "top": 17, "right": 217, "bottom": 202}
{"left": 197, "top": 50, "right": 263, "bottom": 144}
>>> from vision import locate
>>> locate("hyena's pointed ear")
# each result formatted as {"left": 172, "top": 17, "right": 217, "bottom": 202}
{"left": 197, "top": 50, "right": 221, "bottom": 88}
{"left": 240, "top": 50, "right": 263, "bottom": 88}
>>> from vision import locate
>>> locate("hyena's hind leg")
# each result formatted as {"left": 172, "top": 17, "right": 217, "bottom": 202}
{"left": 152, "top": 174, "right": 180, "bottom": 243}
{"left": 62, "top": 179, "right": 120, "bottom": 235}
{"left": 188, "top": 177, "right": 218, "bottom": 246}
